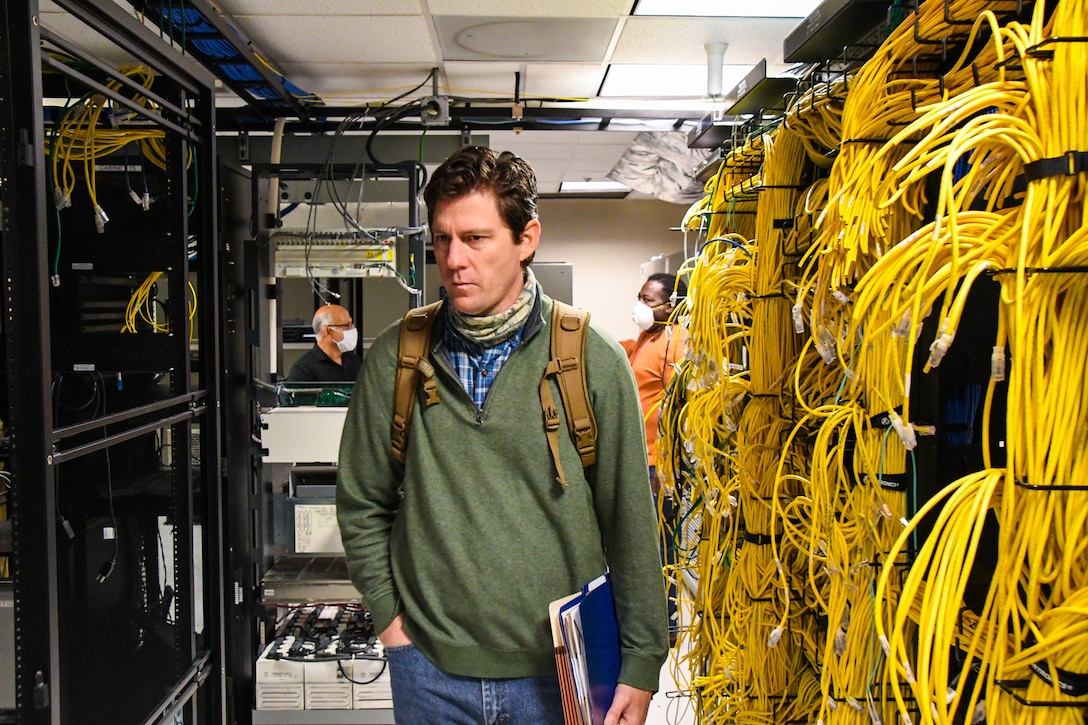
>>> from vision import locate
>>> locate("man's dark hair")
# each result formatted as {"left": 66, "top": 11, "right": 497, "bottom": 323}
{"left": 648, "top": 272, "right": 687, "bottom": 303}
{"left": 424, "top": 146, "right": 539, "bottom": 266}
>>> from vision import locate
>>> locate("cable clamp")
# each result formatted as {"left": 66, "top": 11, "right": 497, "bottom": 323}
{"left": 743, "top": 530, "right": 782, "bottom": 545}
{"left": 1024, "top": 632, "right": 1088, "bottom": 696}
{"left": 1024, "top": 150, "right": 1088, "bottom": 181}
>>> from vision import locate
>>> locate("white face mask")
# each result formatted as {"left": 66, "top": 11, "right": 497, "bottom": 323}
{"left": 334, "top": 327, "right": 358, "bottom": 353}
{"left": 632, "top": 301, "right": 658, "bottom": 331}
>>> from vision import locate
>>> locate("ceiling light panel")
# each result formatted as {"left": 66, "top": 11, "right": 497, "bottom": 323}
{"left": 613, "top": 17, "right": 800, "bottom": 65}
{"left": 633, "top": 0, "right": 822, "bottom": 17}
{"left": 559, "top": 181, "right": 632, "bottom": 192}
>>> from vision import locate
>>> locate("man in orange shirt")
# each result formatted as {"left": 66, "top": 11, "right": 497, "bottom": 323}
{"left": 620, "top": 272, "right": 687, "bottom": 641}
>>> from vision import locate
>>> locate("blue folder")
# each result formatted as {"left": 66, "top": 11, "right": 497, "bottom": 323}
{"left": 557, "top": 573, "right": 620, "bottom": 725}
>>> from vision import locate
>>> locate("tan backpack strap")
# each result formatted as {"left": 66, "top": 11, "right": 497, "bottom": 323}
{"left": 541, "top": 302, "right": 597, "bottom": 485}
{"left": 391, "top": 301, "right": 443, "bottom": 465}
{"left": 540, "top": 362, "right": 569, "bottom": 486}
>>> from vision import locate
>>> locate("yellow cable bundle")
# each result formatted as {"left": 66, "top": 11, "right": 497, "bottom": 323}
{"left": 121, "top": 272, "right": 166, "bottom": 333}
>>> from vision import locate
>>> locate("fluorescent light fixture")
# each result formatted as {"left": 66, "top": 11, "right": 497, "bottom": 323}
{"left": 601, "top": 64, "right": 750, "bottom": 98}
{"left": 633, "top": 0, "right": 822, "bottom": 17}
{"left": 559, "top": 180, "right": 631, "bottom": 193}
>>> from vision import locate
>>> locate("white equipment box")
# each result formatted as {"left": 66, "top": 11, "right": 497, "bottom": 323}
{"left": 260, "top": 406, "right": 348, "bottom": 463}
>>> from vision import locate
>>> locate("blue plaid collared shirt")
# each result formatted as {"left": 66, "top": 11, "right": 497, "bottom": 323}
{"left": 444, "top": 324, "right": 525, "bottom": 410}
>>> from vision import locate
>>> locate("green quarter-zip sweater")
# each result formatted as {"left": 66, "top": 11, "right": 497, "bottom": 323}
{"left": 336, "top": 293, "right": 669, "bottom": 692}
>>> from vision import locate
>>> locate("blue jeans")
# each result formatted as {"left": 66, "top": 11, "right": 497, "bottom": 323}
{"left": 385, "top": 643, "right": 565, "bottom": 724}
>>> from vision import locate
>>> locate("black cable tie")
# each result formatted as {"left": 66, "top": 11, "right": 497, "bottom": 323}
{"left": 743, "top": 530, "right": 782, "bottom": 545}
{"left": 874, "top": 474, "right": 907, "bottom": 492}
{"left": 1023, "top": 632, "right": 1088, "bottom": 697}
{"left": 868, "top": 406, "right": 902, "bottom": 429}
{"left": 1014, "top": 479, "right": 1088, "bottom": 492}
{"left": 988, "top": 265, "right": 1088, "bottom": 277}
{"left": 1024, "top": 150, "right": 1088, "bottom": 181}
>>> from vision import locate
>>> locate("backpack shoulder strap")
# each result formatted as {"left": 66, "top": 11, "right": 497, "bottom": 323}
{"left": 391, "top": 300, "right": 443, "bottom": 465}
{"left": 540, "top": 301, "right": 597, "bottom": 485}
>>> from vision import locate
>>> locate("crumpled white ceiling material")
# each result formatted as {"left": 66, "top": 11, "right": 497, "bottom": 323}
{"left": 608, "top": 131, "right": 711, "bottom": 204}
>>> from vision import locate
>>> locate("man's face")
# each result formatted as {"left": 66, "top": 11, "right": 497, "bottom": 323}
{"left": 638, "top": 279, "right": 672, "bottom": 324}
{"left": 323, "top": 306, "right": 354, "bottom": 345}
{"left": 431, "top": 190, "right": 540, "bottom": 316}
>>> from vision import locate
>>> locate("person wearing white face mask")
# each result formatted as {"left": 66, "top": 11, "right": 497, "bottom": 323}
{"left": 620, "top": 272, "right": 687, "bottom": 645}
{"left": 286, "top": 303, "right": 363, "bottom": 382}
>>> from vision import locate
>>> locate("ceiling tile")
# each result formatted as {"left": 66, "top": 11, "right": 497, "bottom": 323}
{"left": 442, "top": 61, "right": 524, "bottom": 98}
{"left": 521, "top": 64, "right": 607, "bottom": 99}
{"left": 433, "top": 17, "right": 618, "bottom": 62}
{"left": 223, "top": 0, "right": 422, "bottom": 15}
{"left": 427, "top": 0, "right": 633, "bottom": 17}
{"left": 239, "top": 15, "right": 436, "bottom": 64}
{"left": 277, "top": 63, "right": 442, "bottom": 103}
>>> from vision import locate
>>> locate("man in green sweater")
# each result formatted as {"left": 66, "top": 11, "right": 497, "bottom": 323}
{"left": 337, "top": 146, "right": 668, "bottom": 724}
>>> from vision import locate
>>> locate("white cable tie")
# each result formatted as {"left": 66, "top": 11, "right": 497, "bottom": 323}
{"left": 879, "top": 634, "right": 891, "bottom": 657}
{"left": 767, "top": 625, "right": 784, "bottom": 648}
{"left": 990, "top": 346, "right": 1006, "bottom": 382}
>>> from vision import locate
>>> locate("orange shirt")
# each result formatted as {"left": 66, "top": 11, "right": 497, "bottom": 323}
{"left": 620, "top": 325, "right": 687, "bottom": 468}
